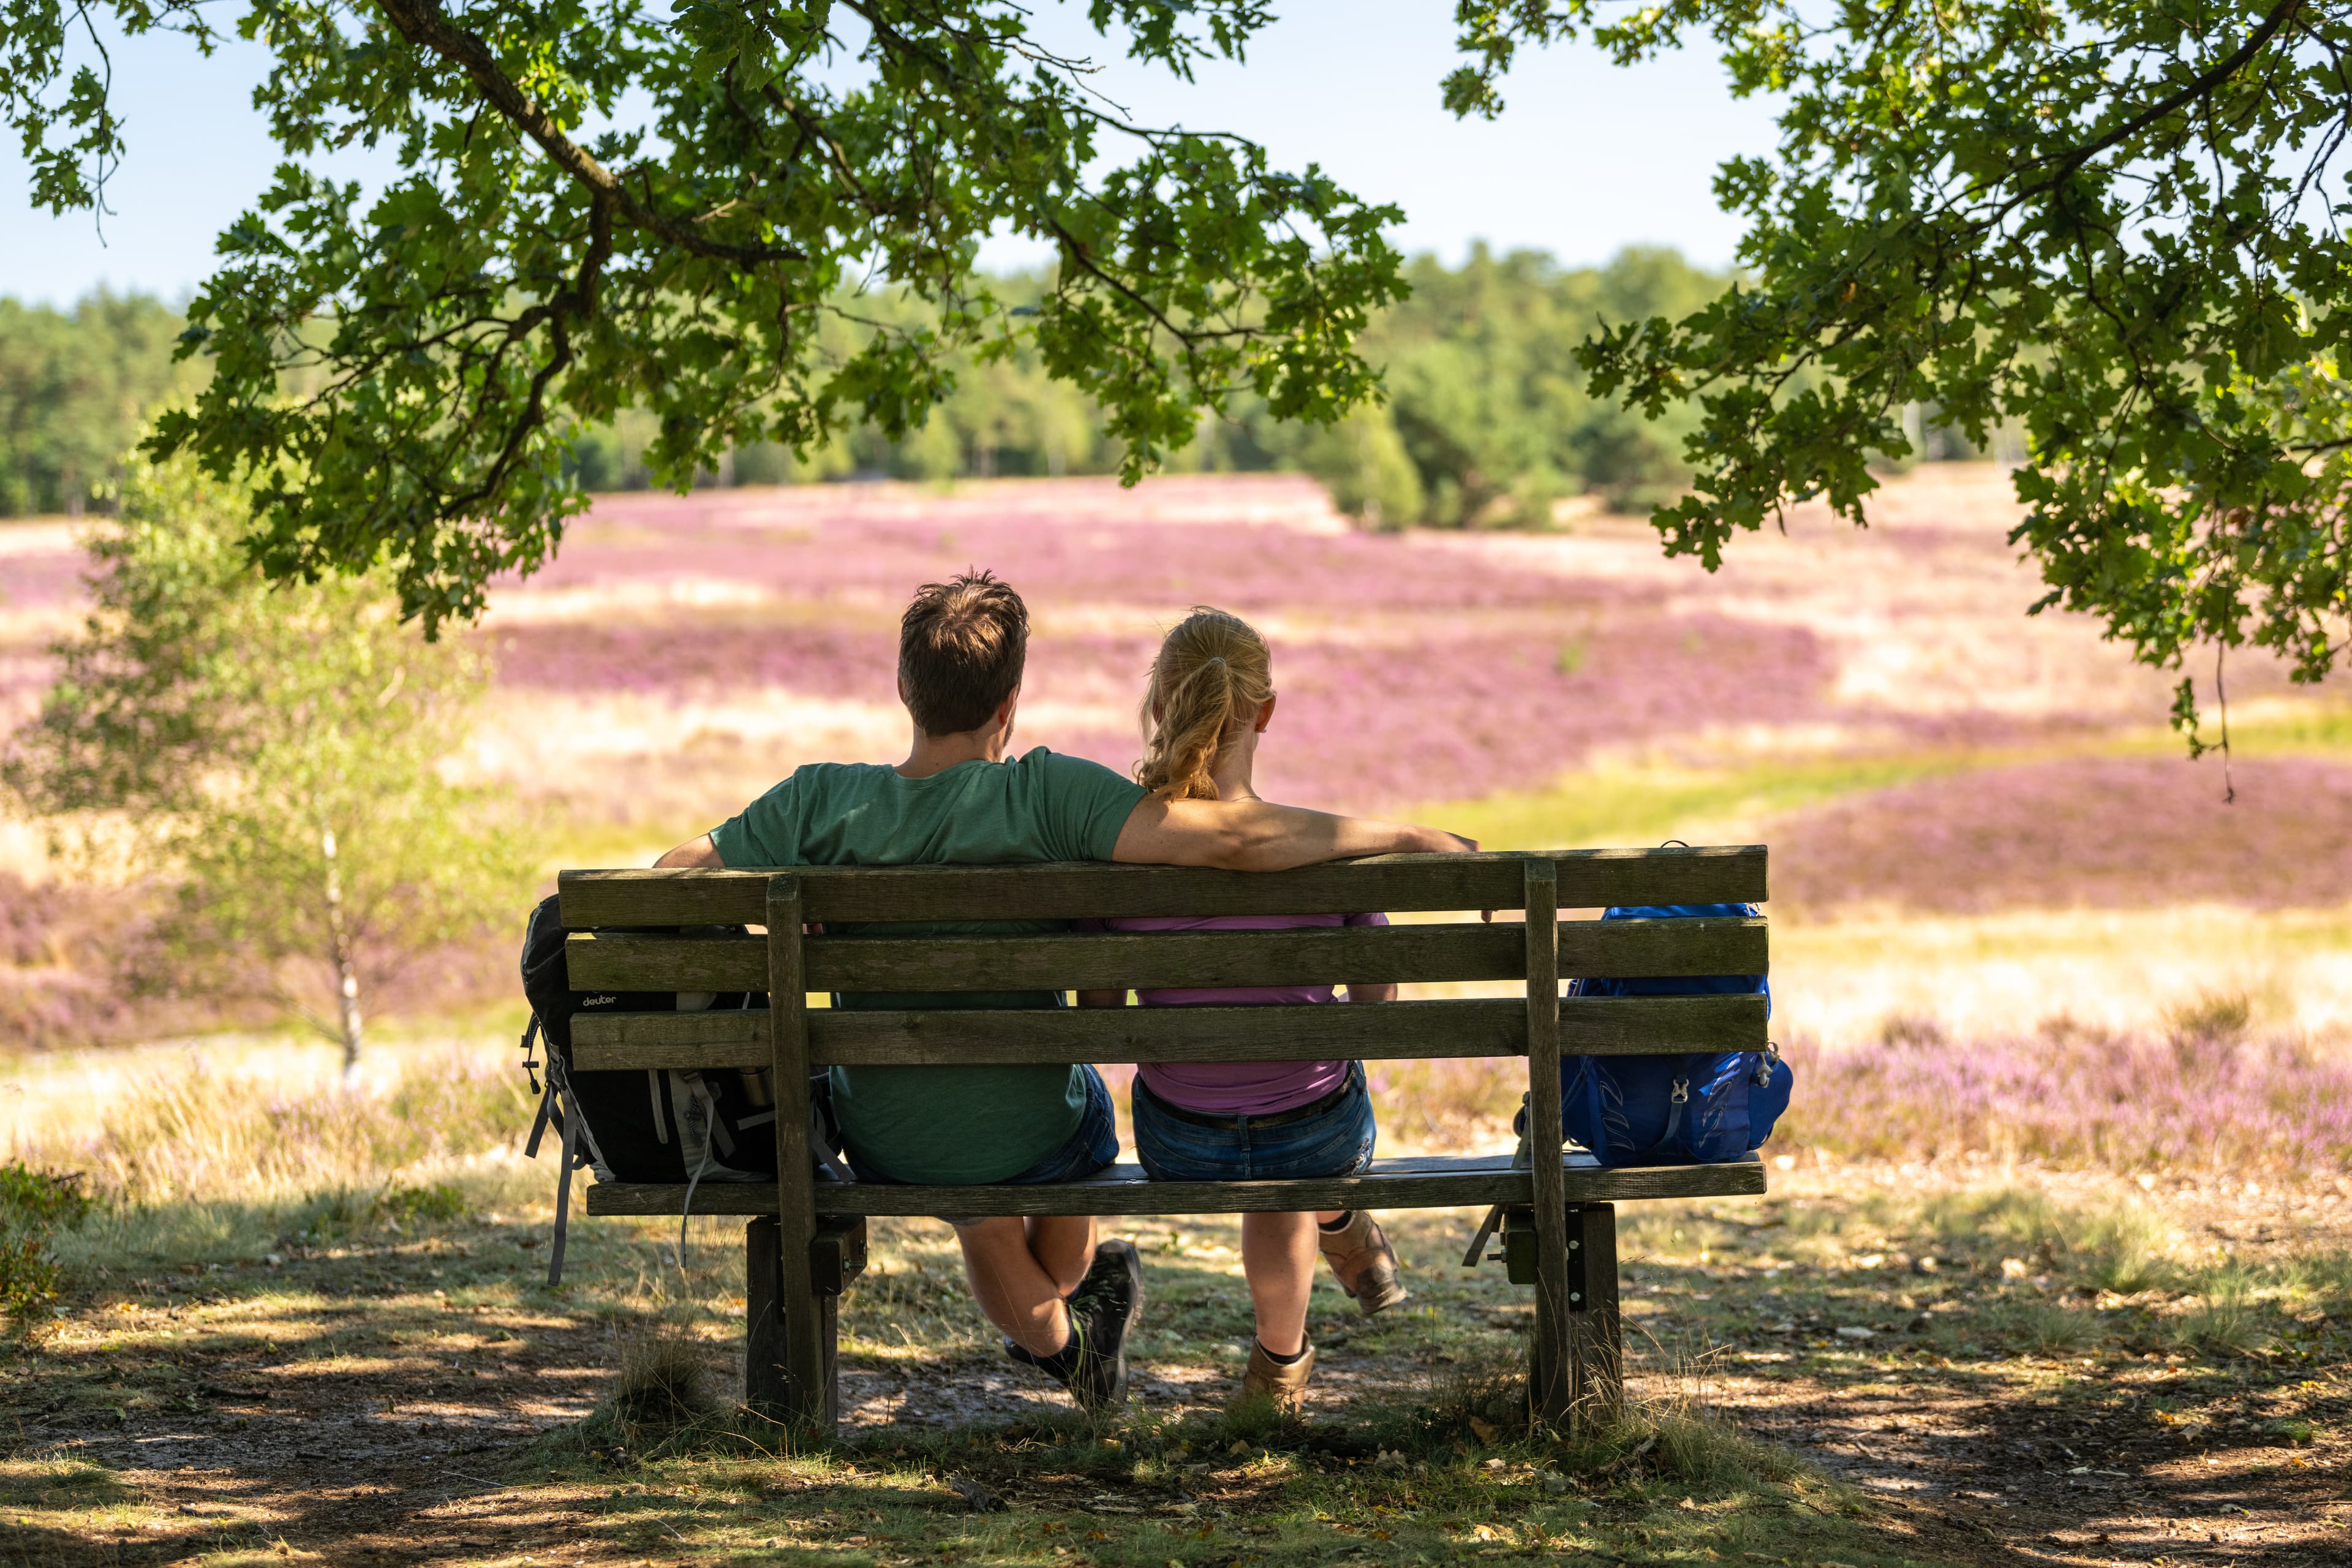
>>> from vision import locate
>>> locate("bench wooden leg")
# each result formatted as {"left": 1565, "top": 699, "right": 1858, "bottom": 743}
{"left": 1567, "top": 1202, "right": 1624, "bottom": 1432}
{"left": 1530, "top": 1219, "right": 1574, "bottom": 1431}
{"left": 745, "top": 1216, "right": 837, "bottom": 1434}
{"left": 758, "top": 877, "right": 835, "bottom": 1438}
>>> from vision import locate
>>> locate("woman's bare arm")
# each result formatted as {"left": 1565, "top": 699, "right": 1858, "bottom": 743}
{"left": 1111, "top": 794, "right": 1474, "bottom": 872}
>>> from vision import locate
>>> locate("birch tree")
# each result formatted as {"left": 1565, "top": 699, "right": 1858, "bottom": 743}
{"left": 2, "top": 458, "right": 535, "bottom": 1072}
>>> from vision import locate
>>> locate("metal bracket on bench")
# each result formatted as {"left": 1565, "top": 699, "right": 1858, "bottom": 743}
{"left": 1499, "top": 1205, "right": 1539, "bottom": 1286}
{"left": 811, "top": 1216, "right": 867, "bottom": 1297}
{"left": 1564, "top": 1209, "right": 1589, "bottom": 1310}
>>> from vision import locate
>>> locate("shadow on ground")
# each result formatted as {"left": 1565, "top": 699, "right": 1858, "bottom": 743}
{"left": 1, "top": 1167, "right": 2345, "bottom": 1566}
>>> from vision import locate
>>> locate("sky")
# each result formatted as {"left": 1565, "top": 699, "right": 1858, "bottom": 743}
{"left": 0, "top": 2, "right": 1781, "bottom": 308}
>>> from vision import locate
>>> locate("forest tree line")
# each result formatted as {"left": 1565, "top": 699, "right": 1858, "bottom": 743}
{"left": 0, "top": 247, "right": 1961, "bottom": 527}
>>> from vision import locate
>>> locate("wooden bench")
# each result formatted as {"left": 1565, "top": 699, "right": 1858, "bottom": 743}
{"left": 556, "top": 846, "right": 1770, "bottom": 1436}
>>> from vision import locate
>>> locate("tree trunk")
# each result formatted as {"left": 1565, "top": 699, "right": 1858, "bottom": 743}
{"left": 323, "top": 827, "right": 364, "bottom": 1080}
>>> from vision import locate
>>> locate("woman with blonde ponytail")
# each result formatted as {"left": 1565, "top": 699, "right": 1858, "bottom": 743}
{"left": 1080, "top": 608, "right": 1409, "bottom": 1413}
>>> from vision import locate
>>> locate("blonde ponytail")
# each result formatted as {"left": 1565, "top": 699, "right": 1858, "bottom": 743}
{"left": 1136, "top": 608, "right": 1274, "bottom": 801}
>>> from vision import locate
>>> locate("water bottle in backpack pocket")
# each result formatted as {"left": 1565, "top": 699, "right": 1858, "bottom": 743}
{"left": 1556, "top": 902, "right": 1792, "bottom": 1167}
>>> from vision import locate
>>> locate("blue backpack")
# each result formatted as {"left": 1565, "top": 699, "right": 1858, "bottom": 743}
{"left": 1557, "top": 902, "right": 1791, "bottom": 1167}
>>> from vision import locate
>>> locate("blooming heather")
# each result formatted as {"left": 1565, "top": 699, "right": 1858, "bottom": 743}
{"left": 1772, "top": 756, "right": 2352, "bottom": 915}
{"left": 1779, "top": 1025, "right": 2352, "bottom": 1175}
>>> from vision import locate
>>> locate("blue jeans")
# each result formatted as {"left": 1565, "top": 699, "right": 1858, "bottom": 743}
{"left": 846, "top": 1065, "right": 1120, "bottom": 1207}
{"left": 1133, "top": 1063, "right": 1377, "bottom": 1182}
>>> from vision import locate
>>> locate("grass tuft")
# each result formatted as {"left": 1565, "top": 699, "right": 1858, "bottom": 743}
{"left": 1994, "top": 1298, "right": 2096, "bottom": 1357}
{"left": 612, "top": 1325, "right": 721, "bottom": 1434}
{"left": 1417, "top": 1343, "right": 1531, "bottom": 1446}
{"left": 2177, "top": 1273, "right": 2272, "bottom": 1359}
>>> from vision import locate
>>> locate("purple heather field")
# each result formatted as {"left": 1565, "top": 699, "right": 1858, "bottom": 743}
{"left": 476, "top": 469, "right": 2242, "bottom": 816}
{"left": 1784, "top": 1025, "right": 2352, "bottom": 1173}
{"left": 4, "top": 470, "right": 2350, "bottom": 1178}
{"left": 494, "top": 479, "right": 1839, "bottom": 812}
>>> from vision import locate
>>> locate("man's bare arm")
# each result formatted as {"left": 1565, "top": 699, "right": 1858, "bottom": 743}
{"left": 655, "top": 834, "right": 724, "bottom": 869}
{"left": 1111, "top": 795, "right": 1473, "bottom": 872}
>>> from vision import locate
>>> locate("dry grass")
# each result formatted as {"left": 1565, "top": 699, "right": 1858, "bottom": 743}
{"left": 609, "top": 1323, "right": 725, "bottom": 1440}
{"left": 2, "top": 1033, "right": 533, "bottom": 1206}
{"left": 1765, "top": 905, "right": 2352, "bottom": 1046}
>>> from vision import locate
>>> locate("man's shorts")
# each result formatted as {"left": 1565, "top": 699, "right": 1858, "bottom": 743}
{"left": 844, "top": 1065, "right": 1121, "bottom": 1226}
{"left": 1131, "top": 1061, "right": 1376, "bottom": 1182}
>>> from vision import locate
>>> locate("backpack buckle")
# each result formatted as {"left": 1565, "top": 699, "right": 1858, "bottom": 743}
{"left": 1669, "top": 1078, "right": 1689, "bottom": 1104}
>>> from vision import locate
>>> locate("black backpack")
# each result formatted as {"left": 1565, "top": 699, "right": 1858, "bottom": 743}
{"left": 518, "top": 893, "right": 843, "bottom": 1283}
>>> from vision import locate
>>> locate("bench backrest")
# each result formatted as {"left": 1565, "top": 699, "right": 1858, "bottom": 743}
{"left": 561, "top": 846, "right": 1766, "bottom": 1435}
{"left": 556, "top": 847, "right": 1769, "bottom": 1075}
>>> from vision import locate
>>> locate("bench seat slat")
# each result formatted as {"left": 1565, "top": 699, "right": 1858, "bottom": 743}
{"left": 565, "top": 918, "right": 1768, "bottom": 995}
{"left": 581, "top": 1154, "right": 1766, "bottom": 1218}
{"left": 568, "top": 993, "right": 1768, "bottom": 1070}
{"left": 559, "top": 846, "right": 1767, "bottom": 927}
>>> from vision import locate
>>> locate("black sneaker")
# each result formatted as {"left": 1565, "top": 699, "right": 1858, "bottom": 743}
{"left": 1006, "top": 1239, "right": 1145, "bottom": 1412}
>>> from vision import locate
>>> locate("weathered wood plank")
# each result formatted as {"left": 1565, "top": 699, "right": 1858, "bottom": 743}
{"left": 764, "top": 878, "right": 830, "bottom": 1434}
{"left": 565, "top": 917, "right": 1768, "bottom": 995}
{"left": 744, "top": 1218, "right": 788, "bottom": 1422}
{"left": 579, "top": 1155, "right": 1768, "bottom": 1218}
{"left": 1569, "top": 1203, "right": 1625, "bottom": 1431}
{"left": 570, "top": 992, "right": 1768, "bottom": 1071}
{"left": 1524, "top": 861, "right": 1575, "bottom": 1431}
{"left": 569, "top": 923, "right": 1512, "bottom": 992}
{"left": 571, "top": 1009, "right": 774, "bottom": 1055}
{"left": 557, "top": 846, "right": 1768, "bottom": 927}
{"left": 565, "top": 998, "right": 1768, "bottom": 1071}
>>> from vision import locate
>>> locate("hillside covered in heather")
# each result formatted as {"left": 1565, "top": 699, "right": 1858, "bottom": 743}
{"left": 4, "top": 463, "right": 2346, "bottom": 1057}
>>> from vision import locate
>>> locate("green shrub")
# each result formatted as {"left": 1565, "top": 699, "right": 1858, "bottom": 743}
{"left": 377, "top": 1182, "right": 469, "bottom": 1226}
{"left": 0, "top": 1163, "right": 91, "bottom": 1335}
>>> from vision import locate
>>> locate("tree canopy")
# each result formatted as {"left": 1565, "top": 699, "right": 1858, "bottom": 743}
{"left": 8, "top": 2, "right": 2347, "bottom": 728}
{"left": 560, "top": 246, "right": 1727, "bottom": 526}
{"left": 0, "top": 293, "right": 201, "bottom": 516}
{"left": 1455, "top": 0, "right": 2352, "bottom": 735}
{"left": 6, "top": 0, "right": 1404, "bottom": 631}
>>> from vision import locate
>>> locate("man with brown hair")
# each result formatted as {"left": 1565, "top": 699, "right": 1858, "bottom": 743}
{"left": 656, "top": 570, "right": 1472, "bottom": 1412}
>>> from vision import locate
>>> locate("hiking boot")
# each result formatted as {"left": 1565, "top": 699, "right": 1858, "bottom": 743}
{"left": 1240, "top": 1340, "right": 1316, "bottom": 1411}
{"left": 1318, "top": 1210, "right": 1408, "bottom": 1315}
{"left": 1007, "top": 1238, "right": 1145, "bottom": 1412}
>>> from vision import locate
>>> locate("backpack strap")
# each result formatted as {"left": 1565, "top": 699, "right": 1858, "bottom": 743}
{"left": 1659, "top": 1076, "right": 1691, "bottom": 1148}
{"left": 546, "top": 1106, "right": 580, "bottom": 1287}
{"left": 673, "top": 1077, "right": 726, "bottom": 1273}
{"left": 812, "top": 1101, "right": 852, "bottom": 1183}
{"left": 519, "top": 1014, "right": 545, "bottom": 1096}
{"left": 522, "top": 1014, "right": 558, "bottom": 1159}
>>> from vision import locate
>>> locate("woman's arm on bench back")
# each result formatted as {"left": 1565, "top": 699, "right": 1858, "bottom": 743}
{"left": 1111, "top": 796, "right": 1473, "bottom": 873}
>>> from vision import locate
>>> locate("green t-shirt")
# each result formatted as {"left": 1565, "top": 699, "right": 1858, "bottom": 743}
{"left": 709, "top": 748, "right": 1147, "bottom": 1183}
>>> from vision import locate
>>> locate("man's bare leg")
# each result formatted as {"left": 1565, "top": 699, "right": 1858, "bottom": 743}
{"left": 955, "top": 1215, "right": 1097, "bottom": 1356}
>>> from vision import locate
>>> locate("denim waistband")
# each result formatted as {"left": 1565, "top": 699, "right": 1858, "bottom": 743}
{"left": 1135, "top": 1074, "right": 1354, "bottom": 1132}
